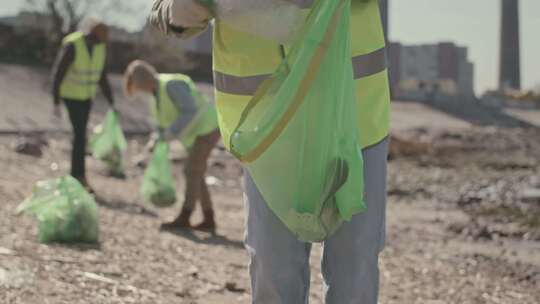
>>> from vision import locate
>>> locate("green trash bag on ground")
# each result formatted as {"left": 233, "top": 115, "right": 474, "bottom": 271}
{"left": 141, "top": 141, "right": 177, "bottom": 208}
{"left": 229, "top": 0, "right": 364, "bottom": 242}
{"left": 16, "top": 176, "right": 100, "bottom": 244}
{"left": 89, "top": 110, "right": 127, "bottom": 176}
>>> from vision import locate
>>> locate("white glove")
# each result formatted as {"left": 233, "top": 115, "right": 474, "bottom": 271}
{"left": 149, "top": 0, "right": 212, "bottom": 38}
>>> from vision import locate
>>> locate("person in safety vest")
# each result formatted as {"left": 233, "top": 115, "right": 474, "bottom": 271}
{"left": 124, "top": 60, "right": 221, "bottom": 232}
{"left": 150, "top": 1, "right": 390, "bottom": 303}
{"left": 51, "top": 18, "right": 116, "bottom": 192}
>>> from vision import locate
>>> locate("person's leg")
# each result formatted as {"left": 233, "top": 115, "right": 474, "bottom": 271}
{"left": 63, "top": 99, "right": 92, "bottom": 185}
{"left": 321, "top": 137, "right": 389, "bottom": 304}
{"left": 196, "top": 177, "right": 216, "bottom": 230}
{"left": 244, "top": 173, "right": 312, "bottom": 304}
{"left": 161, "top": 129, "right": 220, "bottom": 229}
{"left": 193, "top": 130, "right": 221, "bottom": 231}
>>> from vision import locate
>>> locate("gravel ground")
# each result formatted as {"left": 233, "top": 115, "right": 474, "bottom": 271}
{"left": 1, "top": 127, "right": 539, "bottom": 303}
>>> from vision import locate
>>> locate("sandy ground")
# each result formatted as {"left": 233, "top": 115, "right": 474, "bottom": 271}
{"left": 1, "top": 125, "right": 539, "bottom": 304}
{"left": 1, "top": 63, "right": 539, "bottom": 303}
{"left": 504, "top": 109, "right": 540, "bottom": 128}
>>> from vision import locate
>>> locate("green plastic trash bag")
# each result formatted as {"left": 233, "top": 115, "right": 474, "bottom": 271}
{"left": 141, "top": 141, "right": 177, "bottom": 207}
{"left": 89, "top": 110, "right": 127, "bottom": 176}
{"left": 229, "top": 0, "right": 364, "bottom": 242}
{"left": 17, "top": 176, "right": 100, "bottom": 244}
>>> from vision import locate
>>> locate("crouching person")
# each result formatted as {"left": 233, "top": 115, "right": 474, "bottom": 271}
{"left": 124, "top": 60, "right": 221, "bottom": 232}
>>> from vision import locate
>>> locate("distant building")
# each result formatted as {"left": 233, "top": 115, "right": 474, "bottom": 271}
{"left": 0, "top": 12, "right": 213, "bottom": 78}
{"left": 11, "top": 11, "right": 54, "bottom": 33}
{"left": 499, "top": 0, "right": 521, "bottom": 91}
{"left": 388, "top": 42, "right": 475, "bottom": 101}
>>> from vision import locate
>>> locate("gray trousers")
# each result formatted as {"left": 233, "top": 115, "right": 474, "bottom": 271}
{"left": 244, "top": 137, "right": 388, "bottom": 304}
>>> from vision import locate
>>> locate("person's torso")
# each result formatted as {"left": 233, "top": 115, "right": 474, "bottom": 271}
{"left": 60, "top": 31, "right": 106, "bottom": 101}
{"left": 213, "top": 0, "right": 390, "bottom": 149}
{"left": 152, "top": 74, "right": 218, "bottom": 146}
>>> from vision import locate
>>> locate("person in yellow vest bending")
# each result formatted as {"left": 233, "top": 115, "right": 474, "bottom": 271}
{"left": 51, "top": 18, "right": 116, "bottom": 192}
{"left": 150, "top": 0, "right": 390, "bottom": 303}
{"left": 124, "top": 60, "right": 221, "bottom": 232}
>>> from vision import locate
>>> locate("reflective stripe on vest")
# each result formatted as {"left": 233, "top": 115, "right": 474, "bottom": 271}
{"left": 214, "top": 48, "right": 387, "bottom": 96}
{"left": 59, "top": 32, "right": 106, "bottom": 101}
{"left": 213, "top": 0, "right": 390, "bottom": 149}
{"left": 352, "top": 47, "right": 387, "bottom": 79}
{"left": 214, "top": 72, "right": 271, "bottom": 96}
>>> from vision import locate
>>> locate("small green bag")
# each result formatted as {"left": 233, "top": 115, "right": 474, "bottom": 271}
{"left": 141, "top": 141, "right": 177, "bottom": 208}
{"left": 17, "top": 176, "right": 100, "bottom": 244}
{"left": 89, "top": 110, "right": 127, "bottom": 176}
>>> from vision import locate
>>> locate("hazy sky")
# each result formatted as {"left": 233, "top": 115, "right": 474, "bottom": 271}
{"left": 1, "top": 0, "right": 539, "bottom": 94}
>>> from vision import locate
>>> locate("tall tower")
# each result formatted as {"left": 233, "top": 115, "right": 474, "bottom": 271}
{"left": 380, "top": 0, "right": 389, "bottom": 42}
{"left": 499, "top": 0, "right": 521, "bottom": 91}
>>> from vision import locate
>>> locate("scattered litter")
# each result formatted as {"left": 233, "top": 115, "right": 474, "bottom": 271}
{"left": 12, "top": 136, "right": 47, "bottom": 157}
{"left": 520, "top": 188, "right": 540, "bottom": 203}
{"left": 82, "top": 271, "right": 118, "bottom": 285}
{"left": 205, "top": 176, "right": 222, "bottom": 186}
{"left": 0, "top": 266, "right": 34, "bottom": 288}
{"left": 0, "top": 247, "right": 14, "bottom": 255}
{"left": 224, "top": 281, "right": 246, "bottom": 293}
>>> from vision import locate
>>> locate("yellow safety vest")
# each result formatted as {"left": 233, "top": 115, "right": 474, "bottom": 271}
{"left": 59, "top": 32, "right": 106, "bottom": 101}
{"left": 213, "top": 0, "right": 390, "bottom": 149}
{"left": 152, "top": 74, "right": 219, "bottom": 148}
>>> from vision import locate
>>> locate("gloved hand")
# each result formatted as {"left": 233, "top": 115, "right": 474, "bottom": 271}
{"left": 149, "top": 0, "right": 212, "bottom": 38}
